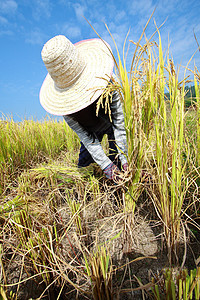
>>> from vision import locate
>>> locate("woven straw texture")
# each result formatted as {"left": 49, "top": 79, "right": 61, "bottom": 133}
{"left": 40, "top": 35, "right": 114, "bottom": 116}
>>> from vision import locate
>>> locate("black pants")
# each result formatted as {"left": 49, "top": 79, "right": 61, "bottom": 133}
{"left": 78, "top": 126, "right": 121, "bottom": 170}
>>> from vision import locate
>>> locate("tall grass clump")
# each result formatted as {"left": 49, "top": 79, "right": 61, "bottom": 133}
{"left": 0, "top": 117, "right": 79, "bottom": 194}
{"left": 100, "top": 19, "right": 200, "bottom": 265}
{"left": 97, "top": 19, "right": 157, "bottom": 213}
{"left": 1, "top": 16, "right": 200, "bottom": 299}
{"left": 194, "top": 67, "right": 200, "bottom": 165}
{"left": 150, "top": 267, "right": 200, "bottom": 299}
{"left": 0, "top": 161, "right": 123, "bottom": 299}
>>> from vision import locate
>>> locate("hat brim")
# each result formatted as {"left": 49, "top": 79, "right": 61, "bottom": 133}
{"left": 39, "top": 38, "right": 114, "bottom": 116}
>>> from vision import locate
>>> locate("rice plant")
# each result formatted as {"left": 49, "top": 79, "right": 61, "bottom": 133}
{"left": 101, "top": 20, "right": 200, "bottom": 265}
{"left": 83, "top": 246, "right": 113, "bottom": 300}
{"left": 0, "top": 16, "right": 200, "bottom": 299}
{"left": 150, "top": 267, "right": 200, "bottom": 299}
{"left": 194, "top": 68, "right": 200, "bottom": 166}
{"left": 0, "top": 117, "right": 79, "bottom": 194}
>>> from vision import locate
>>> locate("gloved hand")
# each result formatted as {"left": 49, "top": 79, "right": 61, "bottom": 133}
{"left": 103, "top": 162, "right": 120, "bottom": 181}
{"left": 122, "top": 162, "right": 128, "bottom": 172}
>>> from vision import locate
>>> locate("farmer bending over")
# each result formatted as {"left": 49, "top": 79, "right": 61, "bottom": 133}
{"left": 39, "top": 35, "right": 128, "bottom": 182}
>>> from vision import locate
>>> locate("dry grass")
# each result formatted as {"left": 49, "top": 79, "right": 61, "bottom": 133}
{"left": 1, "top": 17, "right": 200, "bottom": 299}
{"left": 0, "top": 157, "right": 159, "bottom": 299}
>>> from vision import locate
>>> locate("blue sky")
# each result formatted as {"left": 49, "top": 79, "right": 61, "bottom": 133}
{"left": 0, "top": 0, "right": 200, "bottom": 121}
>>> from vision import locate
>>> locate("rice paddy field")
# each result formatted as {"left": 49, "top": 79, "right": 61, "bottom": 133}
{"left": 0, "top": 25, "right": 200, "bottom": 299}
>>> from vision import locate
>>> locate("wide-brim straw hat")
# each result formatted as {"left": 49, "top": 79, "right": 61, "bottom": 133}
{"left": 39, "top": 35, "right": 114, "bottom": 116}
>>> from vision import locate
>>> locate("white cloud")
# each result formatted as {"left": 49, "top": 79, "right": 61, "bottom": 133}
{"left": 115, "top": 11, "right": 126, "bottom": 22}
{"left": 0, "top": 29, "right": 13, "bottom": 36}
{"left": 128, "top": 0, "right": 155, "bottom": 16}
{"left": 25, "top": 29, "right": 47, "bottom": 45}
{"left": 58, "top": 0, "right": 67, "bottom": 5}
{"left": 61, "top": 24, "right": 82, "bottom": 39}
{"left": 73, "top": 3, "right": 86, "bottom": 21}
{"left": 0, "top": 0, "right": 17, "bottom": 14}
{"left": 156, "top": 0, "right": 186, "bottom": 15}
{"left": 0, "top": 16, "right": 8, "bottom": 24}
{"left": 31, "top": 0, "right": 52, "bottom": 21}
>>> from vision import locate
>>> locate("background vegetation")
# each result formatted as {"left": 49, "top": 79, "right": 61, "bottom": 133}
{"left": 165, "top": 85, "right": 197, "bottom": 109}
{"left": 0, "top": 21, "right": 200, "bottom": 299}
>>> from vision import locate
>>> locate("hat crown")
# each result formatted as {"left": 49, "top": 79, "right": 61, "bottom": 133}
{"left": 41, "top": 35, "right": 86, "bottom": 89}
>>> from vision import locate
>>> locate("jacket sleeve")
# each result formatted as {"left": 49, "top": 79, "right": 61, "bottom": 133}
{"left": 110, "top": 90, "right": 128, "bottom": 166}
{"left": 63, "top": 115, "right": 113, "bottom": 170}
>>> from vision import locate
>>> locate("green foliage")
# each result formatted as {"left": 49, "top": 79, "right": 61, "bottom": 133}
{"left": 109, "top": 23, "right": 197, "bottom": 265}
{"left": 0, "top": 18, "right": 200, "bottom": 300}
{"left": 83, "top": 246, "right": 113, "bottom": 300}
{"left": 151, "top": 267, "right": 200, "bottom": 300}
{"left": 0, "top": 286, "right": 8, "bottom": 300}
{"left": 166, "top": 85, "right": 197, "bottom": 109}
{"left": 0, "top": 118, "right": 79, "bottom": 194}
